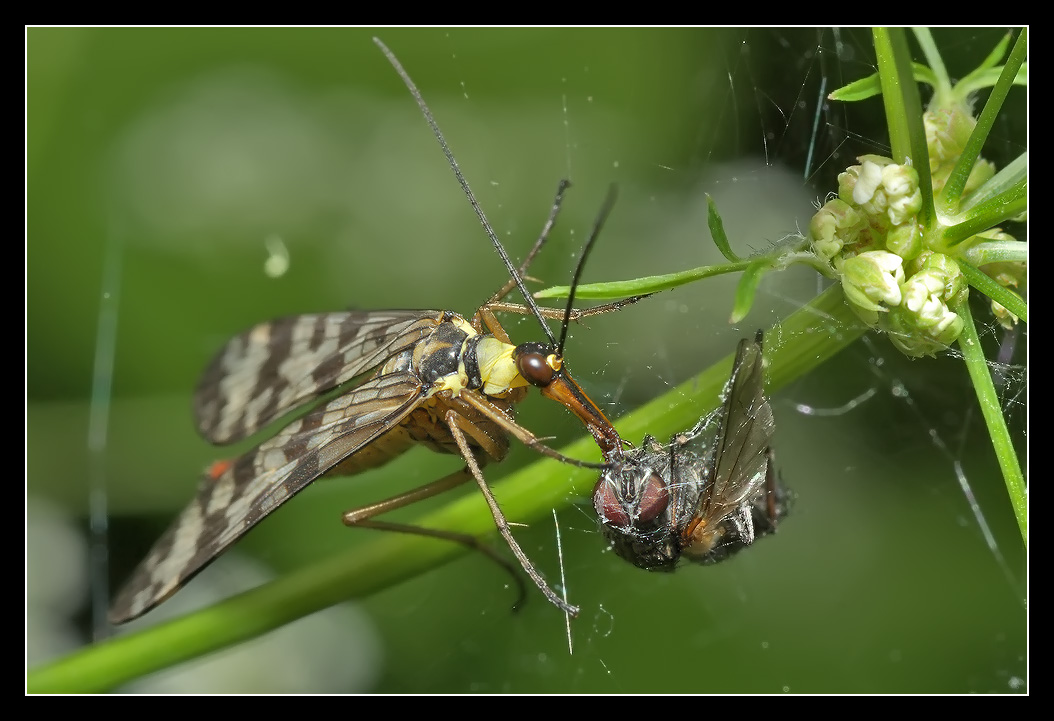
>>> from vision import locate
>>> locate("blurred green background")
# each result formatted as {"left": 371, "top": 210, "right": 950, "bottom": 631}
{"left": 27, "top": 28, "right": 1026, "bottom": 693}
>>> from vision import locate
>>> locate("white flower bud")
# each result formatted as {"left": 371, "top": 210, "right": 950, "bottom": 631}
{"left": 841, "top": 250, "right": 905, "bottom": 312}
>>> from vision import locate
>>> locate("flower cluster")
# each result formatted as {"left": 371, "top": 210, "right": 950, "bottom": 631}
{"left": 808, "top": 27, "right": 1027, "bottom": 360}
{"left": 810, "top": 154, "right": 967, "bottom": 357}
{"left": 808, "top": 93, "right": 1024, "bottom": 357}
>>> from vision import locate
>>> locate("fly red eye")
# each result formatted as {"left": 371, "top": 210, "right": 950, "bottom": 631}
{"left": 635, "top": 473, "right": 669, "bottom": 523}
{"left": 518, "top": 352, "right": 554, "bottom": 387}
{"left": 593, "top": 472, "right": 669, "bottom": 527}
{"left": 593, "top": 478, "right": 629, "bottom": 526}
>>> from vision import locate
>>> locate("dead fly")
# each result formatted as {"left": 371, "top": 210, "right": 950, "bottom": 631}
{"left": 592, "top": 332, "right": 789, "bottom": 570}
{"left": 109, "top": 39, "right": 634, "bottom": 624}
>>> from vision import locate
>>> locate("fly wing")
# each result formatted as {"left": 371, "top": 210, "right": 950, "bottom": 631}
{"left": 697, "top": 335, "right": 775, "bottom": 521}
{"left": 195, "top": 310, "right": 440, "bottom": 444}
{"left": 110, "top": 371, "right": 427, "bottom": 624}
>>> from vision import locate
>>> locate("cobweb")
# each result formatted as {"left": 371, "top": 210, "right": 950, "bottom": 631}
{"left": 27, "top": 27, "right": 1026, "bottom": 694}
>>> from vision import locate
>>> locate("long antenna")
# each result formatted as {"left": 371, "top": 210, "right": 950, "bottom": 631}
{"left": 373, "top": 37, "right": 558, "bottom": 346}
{"left": 557, "top": 184, "right": 618, "bottom": 356}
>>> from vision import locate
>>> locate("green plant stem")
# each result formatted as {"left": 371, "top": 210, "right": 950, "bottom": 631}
{"left": 27, "top": 285, "right": 861, "bottom": 693}
{"left": 941, "top": 181, "right": 1028, "bottom": 245}
{"left": 938, "top": 28, "right": 1027, "bottom": 214}
{"left": 957, "top": 153, "right": 1026, "bottom": 214}
{"left": 911, "top": 28, "right": 953, "bottom": 102}
{"left": 955, "top": 298, "right": 1027, "bottom": 545}
{"left": 959, "top": 238, "right": 1027, "bottom": 266}
{"left": 537, "top": 259, "right": 755, "bottom": 301}
{"left": 873, "top": 27, "right": 933, "bottom": 224}
{"left": 958, "top": 261, "right": 1027, "bottom": 322}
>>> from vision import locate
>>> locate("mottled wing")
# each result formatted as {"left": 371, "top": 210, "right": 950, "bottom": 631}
{"left": 698, "top": 336, "right": 774, "bottom": 520}
{"left": 110, "top": 371, "right": 427, "bottom": 624}
{"left": 195, "top": 310, "right": 440, "bottom": 444}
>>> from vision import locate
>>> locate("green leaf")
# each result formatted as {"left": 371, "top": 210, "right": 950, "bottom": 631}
{"left": 956, "top": 63, "right": 1028, "bottom": 97}
{"left": 828, "top": 62, "right": 938, "bottom": 101}
{"left": 729, "top": 261, "right": 770, "bottom": 323}
{"left": 947, "top": 28, "right": 1028, "bottom": 99}
{"left": 707, "top": 194, "right": 739, "bottom": 263}
{"left": 974, "top": 31, "right": 1014, "bottom": 73}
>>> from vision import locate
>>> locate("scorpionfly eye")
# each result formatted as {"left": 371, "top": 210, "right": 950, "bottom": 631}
{"left": 514, "top": 342, "right": 556, "bottom": 387}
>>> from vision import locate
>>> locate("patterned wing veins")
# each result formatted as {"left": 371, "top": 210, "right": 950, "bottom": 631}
{"left": 110, "top": 371, "right": 427, "bottom": 624}
{"left": 194, "top": 310, "right": 440, "bottom": 444}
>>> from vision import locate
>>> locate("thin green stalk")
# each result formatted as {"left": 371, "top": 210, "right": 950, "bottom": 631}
{"left": 537, "top": 259, "right": 755, "bottom": 301}
{"left": 911, "top": 27, "right": 953, "bottom": 102}
{"left": 873, "top": 27, "right": 934, "bottom": 224}
{"left": 958, "top": 261, "right": 1027, "bottom": 322}
{"left": 959, "top": 238, "right": 1028, "bottom": 266}
{"left": 957, "top": 152, "right": 1026, "bottom": 215}
{"left": 941, "top": 181, "right": 1028, "bottom": 245}
{"left": 955, "top": 298, "right": 1026, "bottom": 545}
{"left": 938, "top": 28, "right": 1027, "bottom": 214}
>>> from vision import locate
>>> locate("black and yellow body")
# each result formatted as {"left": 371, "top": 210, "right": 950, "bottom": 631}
{"left": 111, "top": 306, "right": 617, "bottom": 623}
